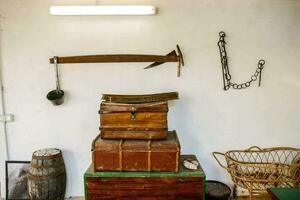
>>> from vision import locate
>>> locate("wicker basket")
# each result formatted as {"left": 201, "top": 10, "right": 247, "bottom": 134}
{"left": 213, "top": 146, "right": 300, "bottom": 200}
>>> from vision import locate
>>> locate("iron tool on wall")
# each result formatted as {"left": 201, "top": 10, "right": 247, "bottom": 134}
{"left": 217, "top": 31, "right": 266, "bottom": 90}
{"left": 49, "top": 45, "right": 184, "bottom": 77}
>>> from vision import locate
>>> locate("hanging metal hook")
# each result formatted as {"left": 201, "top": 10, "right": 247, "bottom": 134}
{"left": 54, "top": 57, "right": 60, "bottom": 91}
{"left": 47, "top": 56, "right": 64, "bottom": 105}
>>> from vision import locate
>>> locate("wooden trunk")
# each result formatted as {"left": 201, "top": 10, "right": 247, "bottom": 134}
{"left": 85, "top": 155, "right": 205, "bottom": 200}
{"left": 99, "top": 101, "right": 168, "bottom": 140}
{"left": 92, "top": 131, "right": 180, "bottom": 172}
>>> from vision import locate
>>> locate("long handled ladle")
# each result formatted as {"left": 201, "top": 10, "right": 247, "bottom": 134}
{"left": 47, "top": 57, "right": 64, "bottom": 105}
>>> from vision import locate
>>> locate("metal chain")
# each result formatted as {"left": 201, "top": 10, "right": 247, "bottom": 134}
{"left": 218, "top": 31, "right": 265, "bottom": 90}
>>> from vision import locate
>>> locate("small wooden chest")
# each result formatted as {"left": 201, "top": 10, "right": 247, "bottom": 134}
{"left": 99, "top": 101, "right": 168, "bottom": 140}
{"left": 92, "top": 131, "right": 180, "bottom": 172}
{"left": 84, "top": 155, "right": 205, "bottom": 200}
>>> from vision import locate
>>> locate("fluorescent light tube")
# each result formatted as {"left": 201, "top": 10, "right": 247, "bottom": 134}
{"left": 49, "top": 6, "right": 157, "bottom": 16}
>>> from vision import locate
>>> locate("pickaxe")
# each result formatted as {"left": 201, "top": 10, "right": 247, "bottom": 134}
{"left": 49, "top": 45, "right": 184, "bottom": 77}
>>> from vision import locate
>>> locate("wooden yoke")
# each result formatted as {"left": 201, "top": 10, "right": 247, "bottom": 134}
{"left": 49, "top": 45, "right": 184, "bottom": 77}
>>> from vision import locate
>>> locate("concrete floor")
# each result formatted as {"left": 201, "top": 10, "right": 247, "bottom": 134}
{"left": 230, "top": 195, "right": 271, "bottom": 200}
{"left": 68, "top": 195, "right": 272, "bottom": 200}
{"left": 0, "top": 197, "right": 271, "bottom": 200}
{"left": 1, "top": 195, "right": 271, "bottom": 200}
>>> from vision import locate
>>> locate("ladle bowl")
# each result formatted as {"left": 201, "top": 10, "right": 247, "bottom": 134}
{"left": 47, "top": 89, "right": 64, "bottom": 106}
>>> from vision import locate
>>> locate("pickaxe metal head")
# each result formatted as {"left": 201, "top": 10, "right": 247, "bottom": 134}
{"left": 144, "top": 50, "right": 177, "bottom": 69}
{"left": 144, "top": 45, "right": 184, "bottom": 77}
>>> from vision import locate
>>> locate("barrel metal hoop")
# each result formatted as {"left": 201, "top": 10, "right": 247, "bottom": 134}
{"left": 32, "top": 152, "right": 62, "bottom": 159}
{"left": 30, "top": 163, "right": 65, "bottom": 169}
{"left": 28, "top": 171, "right": 66, "bottom": 180}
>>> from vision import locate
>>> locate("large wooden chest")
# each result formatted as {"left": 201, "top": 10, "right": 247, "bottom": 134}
{"left": 99, "top": 101, "right": 168, "bottom": 140}
{"left": 84, "top": 155, "right": 205, "bottom": 200}
{"left": 92, "top": 131, "right": 180, "bottom": 172}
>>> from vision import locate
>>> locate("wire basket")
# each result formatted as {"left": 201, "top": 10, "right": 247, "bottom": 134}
{"left": 213, "top": 146, "right": 300, "bottom": 200}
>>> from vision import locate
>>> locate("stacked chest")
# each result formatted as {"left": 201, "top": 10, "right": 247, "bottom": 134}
{"left": 92, "top": 131, "right": 180, "bottom": 172}
{"left": 85, "top": 155, "right": 205, "bottom": 200}
{"left": 99, "top": 101, "right": 169, "bottom": 140}
{"left": 92, "top": 92, "right": 181, "bottom": 173}
{"left": 87, "top": 93, "right": 205, "bottom": 199}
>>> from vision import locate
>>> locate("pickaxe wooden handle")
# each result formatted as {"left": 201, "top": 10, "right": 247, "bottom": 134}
{"left": 49, "top": 45, "right": 184, "bottom": 77}
{"left": 49, "top": 54, "right": 178, "bottom": 64}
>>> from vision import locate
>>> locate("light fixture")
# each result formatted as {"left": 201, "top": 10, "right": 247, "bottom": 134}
{"left": 49, "top": 5, "right": 157, "bottom": 16}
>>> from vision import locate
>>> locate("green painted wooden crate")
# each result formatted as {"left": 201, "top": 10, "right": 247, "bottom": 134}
{"left": 84, "top": 155, "right": 206, "bottom": 200}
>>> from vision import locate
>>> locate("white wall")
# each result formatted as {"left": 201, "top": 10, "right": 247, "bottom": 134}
{"left": 0, "top": 0, "right": 300, "bottom": 197}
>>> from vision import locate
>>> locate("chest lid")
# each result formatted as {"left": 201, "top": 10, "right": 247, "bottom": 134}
{"left": 100, "top": 101, "right": 168, "bottom": 114}
{"left": 122, "top": 131, "right": 180, "bottom": 152}
{"left": 92, "top": 131, "right": 180, "bottom": 152}
{"left": 92, "top": 134, "right": 121, "bottom": 151}
{"left": 150, "top": 131, "right": 180, "bottom": 151}
{"left": 101, "top": 92, "right": 178, "bottom": 104}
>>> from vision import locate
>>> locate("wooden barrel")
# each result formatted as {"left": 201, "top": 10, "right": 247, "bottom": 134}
{"left": 28, "top": 148, "right": 66, "bottom": 200}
